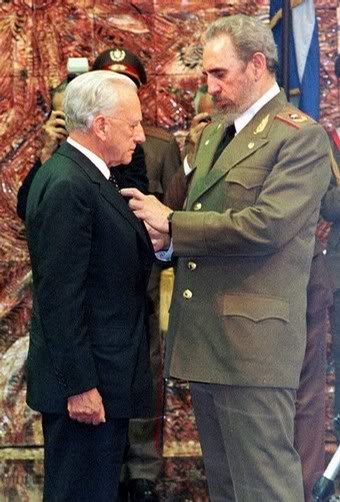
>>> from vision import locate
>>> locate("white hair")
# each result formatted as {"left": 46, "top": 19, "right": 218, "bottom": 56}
{"left": 63, "top": 70, "right": 137, "bottom": 132}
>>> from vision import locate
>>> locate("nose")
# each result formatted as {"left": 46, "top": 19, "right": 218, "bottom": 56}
{"left": 206, "top": 74, "right": 220, "bottom": 96}
{"left": 135, "top": 123, "right": 145, "bottom": 144}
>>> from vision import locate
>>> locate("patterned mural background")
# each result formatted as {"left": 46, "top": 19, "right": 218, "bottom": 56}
{"left": 0, "top": 0, "right": 339, "bottom": 496}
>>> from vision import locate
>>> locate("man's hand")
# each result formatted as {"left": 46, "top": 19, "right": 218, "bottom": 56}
{"left": 67, "top": 388, "right": 106, "bottom": 426}
{"left": 40, "top": 110, "right": 68, "bottom": 163}
{"left": 120, "top": 188, "right": 173, "bottom": 235}
{"left": 145, "top": 222, "right": 171, "bottom": 252}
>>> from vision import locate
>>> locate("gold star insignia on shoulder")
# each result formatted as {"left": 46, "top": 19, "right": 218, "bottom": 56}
{"left": 288, "top": 113, "right": 308, "bottom": 123}
{"left": 275, "top": 109, "right": 312, "bottom": 129}
{"left": 254, "top": 114, "right": 270, "bottom": 135}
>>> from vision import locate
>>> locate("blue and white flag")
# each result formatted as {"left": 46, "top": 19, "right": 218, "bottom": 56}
{"left": 270, "top": 0, "right": 320, "bottom": 120}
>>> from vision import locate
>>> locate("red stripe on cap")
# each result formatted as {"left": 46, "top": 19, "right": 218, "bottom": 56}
{"left": 99, "top": 63, "right": 142, "bottom": 86}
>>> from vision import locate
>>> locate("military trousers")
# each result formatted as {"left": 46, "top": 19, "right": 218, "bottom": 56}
{"left": 190, "top": 382, "right": 304, "bottom": 502}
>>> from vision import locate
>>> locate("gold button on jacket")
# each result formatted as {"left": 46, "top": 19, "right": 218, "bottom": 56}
{"left": 183, "top": 289, "right": 193, "bottom": 299}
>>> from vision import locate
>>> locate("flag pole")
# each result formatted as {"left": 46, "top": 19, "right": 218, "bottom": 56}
{"left": 281, "top": 0, "right": 291, "bottom": 100}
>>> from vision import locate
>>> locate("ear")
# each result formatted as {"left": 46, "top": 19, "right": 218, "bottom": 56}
{"left": 250, "top": 52, "right": 267, "bottom": 81}
{"left": 92, "top": 115, "right": 107, "bottom": 142}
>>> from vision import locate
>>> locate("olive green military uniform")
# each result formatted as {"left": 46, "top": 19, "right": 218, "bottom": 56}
{"left": 164, "top": 91, "right": 331, "bottom": 501}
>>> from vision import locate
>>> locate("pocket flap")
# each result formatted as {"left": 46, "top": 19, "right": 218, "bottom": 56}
{"left": 225, "top": 167, "right": 270, "bottom": 189}
{"left": 223, "top": 293, "right": 289, "bottom": 322}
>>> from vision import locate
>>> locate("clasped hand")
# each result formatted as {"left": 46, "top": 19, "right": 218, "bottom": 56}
{"left": 120, "top": 188, "right": 172, "bottom": 252}
{"left": 67, "top": 387, "right": 106, "bottom": 426}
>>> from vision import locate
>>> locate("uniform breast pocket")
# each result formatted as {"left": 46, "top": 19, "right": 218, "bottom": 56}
{"left": 225, "top": 166, "right": 271, "bottom": 210}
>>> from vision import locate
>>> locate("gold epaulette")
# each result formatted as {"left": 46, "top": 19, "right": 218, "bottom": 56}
{"left": 275, "top": 106, "right": 314, "bottom": 129}
{"left": 143, "top": 125, "right": 173, "bottom": 142}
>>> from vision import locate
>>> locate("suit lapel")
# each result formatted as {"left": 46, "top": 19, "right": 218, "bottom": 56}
{"left": 57, "top": 143, "right": 152, "bottom": 250}
{"left": 187, "top": 91, "right": 287, "bottom": 207}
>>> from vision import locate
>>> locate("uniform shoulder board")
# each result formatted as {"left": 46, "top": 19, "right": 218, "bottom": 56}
{"left": 143, "top": 125, "right": 173, "bottom": 142}
{"left": 274, "top": 106, "right": 314, "bottom": 129}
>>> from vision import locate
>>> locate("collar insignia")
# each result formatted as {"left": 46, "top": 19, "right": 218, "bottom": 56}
{"left": 254, "top": 114, "right": 269, "bottom": 135}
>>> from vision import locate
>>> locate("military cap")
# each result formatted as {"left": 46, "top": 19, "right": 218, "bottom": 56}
{"left": 92, "top": 48, "right": 147, "bottom": 88}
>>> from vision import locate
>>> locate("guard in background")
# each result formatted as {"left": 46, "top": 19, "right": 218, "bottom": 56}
{"left": 294, "top": 237, "right": 333, "bottom": 501}
{"left": 321, "top": 53, "right": 340, "bottom": 433}
{"left": 93, "top": 48, "right": 181, "bottom": 502}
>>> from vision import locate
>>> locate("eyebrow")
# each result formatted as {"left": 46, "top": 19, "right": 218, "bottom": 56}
{"left": 203, "top": 67, "right": 227, "bottom": 76}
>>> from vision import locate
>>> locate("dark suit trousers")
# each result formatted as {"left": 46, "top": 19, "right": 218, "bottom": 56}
{"left": 190, "top": 383, "right": 304, "bottom": 502}
{"left": 42, "top": 413, "right": 129, "bottom": 502}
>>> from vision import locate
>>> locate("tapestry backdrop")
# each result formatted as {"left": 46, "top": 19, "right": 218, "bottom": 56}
{"left": 0, "top": 0, "right": 339, "bottom": 461}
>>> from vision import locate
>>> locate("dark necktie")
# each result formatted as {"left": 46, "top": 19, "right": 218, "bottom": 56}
{"left": 212, "top": 123, "right": 236, "bottom": 164}
{"left": 108, "top": 168, "right": 120, "bottom": 190}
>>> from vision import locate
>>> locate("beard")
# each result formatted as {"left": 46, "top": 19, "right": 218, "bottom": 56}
{"left": 212, "top": 76, "right": 257, "bottom": 125}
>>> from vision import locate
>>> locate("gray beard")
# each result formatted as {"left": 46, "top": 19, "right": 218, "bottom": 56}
{"left": 222, "top": 112, "right": 242, "bottom": 126}
{"left": 210, "top": 110, "right": 242, "bottom": 126}
{"left": 212, "top": 86, "right": 260, "bottom": 126}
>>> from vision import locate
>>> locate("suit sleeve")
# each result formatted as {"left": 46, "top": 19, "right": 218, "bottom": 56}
{"left": 172, "top": 125, "right": 331, "bottom": 257}
{"left": 160, "top": 137, "right": 182, "bottom": 195}
{"left": 16, "top": 160, "right": 42, "bottom": 220}
{"left": 28, "top": 175, "right": 98, "bottom": 397}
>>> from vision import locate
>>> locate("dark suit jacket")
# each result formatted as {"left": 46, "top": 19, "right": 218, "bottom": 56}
{"left": 164, "top": 91, "right": 331, "bottom": 389}
{"left": 17, "top": 143, "right": 148, "bottom": 221}
{"left": 25, "top": 142, "right": 154, "bottom": 418}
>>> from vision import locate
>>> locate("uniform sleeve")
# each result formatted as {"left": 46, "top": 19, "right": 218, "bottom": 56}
{"left": 160, "top": 136, "right": 182, "bottom": 195}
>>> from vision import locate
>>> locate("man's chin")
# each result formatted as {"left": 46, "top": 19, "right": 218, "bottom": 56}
{"left": 121, "top": 151, "right": 134, "bottom": 165}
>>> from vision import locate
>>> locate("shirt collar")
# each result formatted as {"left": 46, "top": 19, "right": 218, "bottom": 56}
{"left": 67, "top": 137, "right": 110, "bottom": 180}
{"left": 234, "top": 82, "right": 280, "bottom": 135}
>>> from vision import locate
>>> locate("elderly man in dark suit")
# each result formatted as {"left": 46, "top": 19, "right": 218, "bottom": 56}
{"left": 93, "top": 48, "right": 182, "bottom": 502}
{"left": 121, "top": 14, "right": 331, "bottom": 502}
{"left": 25, "top": 70, "right": 154, "bottom": 502}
